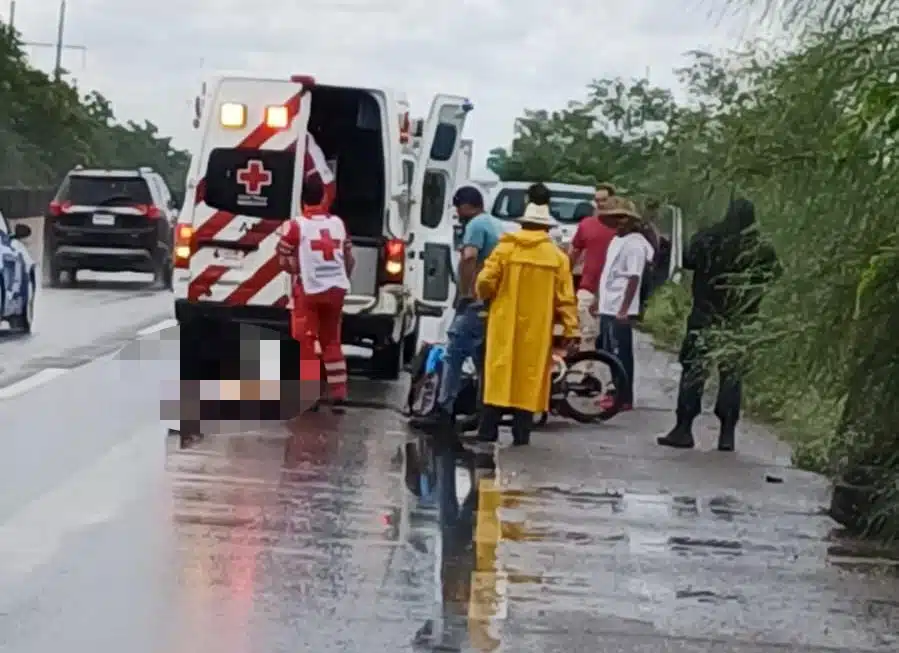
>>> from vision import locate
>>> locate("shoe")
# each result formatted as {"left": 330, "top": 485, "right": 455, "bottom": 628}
{"left": 512, "top": 435, "right": 530, "bottom": 446}
{"left": 718, "top": 424, "right": 735, "bottom": 452}
{"left": 409, "top": 408, "right": 454, "bottom": 435}
{"left": 657, "top": 423, "right": 695, "bottom": 449}
{"left": 328, "top": 399, "right": 347, "bottom": 415}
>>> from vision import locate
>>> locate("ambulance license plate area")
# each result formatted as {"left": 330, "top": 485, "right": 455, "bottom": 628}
{"left": 92, "top": 212, "right": 115, "bottom": 226}
{"left": 213, "top": 248, "right": 244, "bottom": 268}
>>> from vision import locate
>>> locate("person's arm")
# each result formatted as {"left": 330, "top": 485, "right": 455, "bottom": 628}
{"left": 568, "top": 223, "right": 585, "bottom": 267}
{"left": 475, "top": 239, "right": 510, "bottom": 301}
{"left": 683, "top": 231, "right": 706, "bottom": 271}
{"left": 616, "top": 241, "right": 648, "bottom": 320}
{"left": 343, "top": 240, "right": 355, "bottom": 276}
{"left": 458, "top": 220, "right": 486, "bottom": 300}
{"left": 553, "top": 255, "right": 579, "bottom": 340}
{"left": 277, "top": 221, "right": 299, "bottom": 274}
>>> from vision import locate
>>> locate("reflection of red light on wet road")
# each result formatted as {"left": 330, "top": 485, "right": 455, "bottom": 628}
{"left": 226, "top": 483, "right": 259, "bottom": 653}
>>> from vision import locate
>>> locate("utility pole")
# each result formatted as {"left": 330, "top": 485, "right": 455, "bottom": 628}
{"left": 8, "top": 0, "right": 15, "bottom": 29}
{"left": 54, "top": 0, "right": 67, "bottom": 81}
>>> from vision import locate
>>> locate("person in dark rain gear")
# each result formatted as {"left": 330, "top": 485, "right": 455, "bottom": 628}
{"left": 657, "top": 198, "right": 781, "bottom": 452}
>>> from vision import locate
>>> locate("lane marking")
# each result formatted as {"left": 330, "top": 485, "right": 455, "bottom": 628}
{"left": 0, "top": 368, "right": 69, "bottom": 400}
{"left": 137, "top": 318, "right": 178, "bottom": 337}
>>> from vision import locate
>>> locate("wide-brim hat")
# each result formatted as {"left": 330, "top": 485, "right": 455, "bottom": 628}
{"left": 596, "top": 197, "right": 642, "bottom": 221}
{"left": 519, "top": 202, "right": 557, "bottom": 226}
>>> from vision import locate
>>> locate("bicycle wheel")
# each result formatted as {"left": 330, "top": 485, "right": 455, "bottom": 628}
{"left": 558, "top": 349, "right": 628, "bottom": 422}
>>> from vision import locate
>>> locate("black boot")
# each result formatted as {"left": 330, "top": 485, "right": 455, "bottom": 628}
{"left": 657, "top": 421, "right": 695, "bottom": 449}
{"left": 409, "top": 407, "right": 454, "bottom": 435}
{"left": 717, "top": 423, "right": 735, "bottom": 452}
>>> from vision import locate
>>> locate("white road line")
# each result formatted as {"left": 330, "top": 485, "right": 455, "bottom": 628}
{"left": 136, "top": 318, "right": 177, "bottom": 337}
{"left": 0, "top": 368, "right": 69, "bottom": 400}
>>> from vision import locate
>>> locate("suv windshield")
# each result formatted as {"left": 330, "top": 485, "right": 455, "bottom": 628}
{"left": 56, "top": 175, "right": 153, "bottom": 206}
{"left": 491, "top": 188, "right": 594, "bottom": 224}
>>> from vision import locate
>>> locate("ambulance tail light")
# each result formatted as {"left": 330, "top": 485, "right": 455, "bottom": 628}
{"left": 174, "top": 223, "right": 194, "bottom": 269}
{"left": 380, "top": 239, "right": 405, "bottom": 285}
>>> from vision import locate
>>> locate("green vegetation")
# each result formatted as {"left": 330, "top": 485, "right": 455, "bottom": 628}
{"left": 0, "top": 21, "right": 189, "bottom": 192}
{"left": 489, "top": 2, "right": 899, "bottom": 537}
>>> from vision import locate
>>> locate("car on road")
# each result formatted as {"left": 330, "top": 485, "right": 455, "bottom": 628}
{"left": 43, "top": 166, "right": 178, "bottom": 288}
{"left": 0, "top": 209, "right": 37, "bottom": 333}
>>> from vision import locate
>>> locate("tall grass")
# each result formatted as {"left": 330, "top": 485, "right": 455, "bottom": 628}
{"left": 642, "top": 0, "right": 899, "bottom": 536}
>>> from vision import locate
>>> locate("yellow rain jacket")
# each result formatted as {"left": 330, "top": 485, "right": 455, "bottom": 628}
{"left": 475, "top": 230, "right": 579, "bottom": 413}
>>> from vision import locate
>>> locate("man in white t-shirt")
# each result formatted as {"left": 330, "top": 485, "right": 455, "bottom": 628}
{"left": 591, "top": 197, "right": 654, "bottom": 411}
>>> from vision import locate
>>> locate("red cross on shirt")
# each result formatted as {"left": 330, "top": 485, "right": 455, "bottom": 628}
{"left": 310, "top": 228, "right": 340, "bottom": 261}
{"left": 236, "top": 160, "right": 272, "bottom": 195}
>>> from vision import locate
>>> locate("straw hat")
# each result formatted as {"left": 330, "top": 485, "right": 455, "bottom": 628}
{"left": 596, "top": 196, "right": 642, "bottom": 221}
{"left": 519, "top": 202, "right": 557, "bottom": 226}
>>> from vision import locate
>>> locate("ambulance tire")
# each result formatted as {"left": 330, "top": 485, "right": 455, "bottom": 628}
{"left": 370, "top": 341, "right": 403, "bottom": 380}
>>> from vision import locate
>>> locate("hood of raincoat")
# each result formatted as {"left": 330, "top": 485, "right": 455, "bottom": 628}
{"left": 720, "top": 197, "right": 757, "bottom": 232}
{"left": 501, "top": 229, "right": 553, "bottom": 248}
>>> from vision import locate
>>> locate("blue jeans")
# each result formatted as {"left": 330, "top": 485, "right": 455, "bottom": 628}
{"left": 438, "top": 303, "right": 485, "bottom": 412}
{"left": 598, "top": 315, "right": 634, "bottom": 405}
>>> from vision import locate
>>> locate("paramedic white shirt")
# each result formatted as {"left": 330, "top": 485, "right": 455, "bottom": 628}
{"left": 597, "top": 232, "right": 654, "bottom": 316}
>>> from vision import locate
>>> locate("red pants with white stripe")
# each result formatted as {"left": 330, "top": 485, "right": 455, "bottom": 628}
{"left": 290, "top": 287, "right": 347, "bottom": 401}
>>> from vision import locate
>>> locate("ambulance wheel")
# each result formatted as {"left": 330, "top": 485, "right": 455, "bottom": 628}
{"left": 370, "top": 341, "right": 403, "bottom": 380}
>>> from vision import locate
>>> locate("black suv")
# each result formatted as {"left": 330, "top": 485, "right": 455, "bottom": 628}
{"left": 43, "top": 167, "right": 178, "bottom": 288}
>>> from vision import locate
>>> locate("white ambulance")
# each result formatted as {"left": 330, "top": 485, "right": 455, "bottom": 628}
{"left": 173, "top": 73, "right": 472, "bottom": 379}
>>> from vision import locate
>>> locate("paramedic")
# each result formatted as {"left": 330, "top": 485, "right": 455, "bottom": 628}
{"left": 475, "top": 201, "right": 579, "bottom": 446}
{"left": 277, "top": 176, "right": 354, "bottom": 409}
{"left": 409, "top": 186, "right": 502, "bottom": 436}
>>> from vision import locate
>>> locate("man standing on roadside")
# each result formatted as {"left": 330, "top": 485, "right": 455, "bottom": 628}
{"left": 568, "top": 183, "right": 619, "bottom": 351}
{"left": 592, "top": 198, "right": 655, "bottom": 412}
{"left": 409, "top": 186, "right": 503, "bottom": 436}
{"left": 657, "top": 197, "right": 780, "bottom": 452}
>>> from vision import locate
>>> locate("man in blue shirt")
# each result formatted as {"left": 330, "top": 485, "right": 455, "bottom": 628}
{"left": 410, "top": 186, "right": 502, "bottom": 436}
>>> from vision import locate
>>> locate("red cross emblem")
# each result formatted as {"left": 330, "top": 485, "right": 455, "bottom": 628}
{"left": 236, "top": 159, "right": 272, "bottom": 195}
{"left": 310, "top": 228, "right": 340, "bottom": 261}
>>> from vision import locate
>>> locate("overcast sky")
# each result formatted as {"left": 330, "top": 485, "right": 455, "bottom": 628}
{"left": 10, "top": 0, "right": 771, "bottom": 178}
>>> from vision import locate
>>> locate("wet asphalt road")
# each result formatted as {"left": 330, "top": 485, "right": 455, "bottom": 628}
{"left": 2, "top": 274, "right": 898, "bottom": 652}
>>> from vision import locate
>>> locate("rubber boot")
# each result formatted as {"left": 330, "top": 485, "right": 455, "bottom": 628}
{"left": 657, "top": 421, "right": 695, "bottom": 449}
{"left": 409, "top": 406, "right": 454, "bottom": 435}
{"left": 717, "top": 422, "right": 736, "bottom": 452}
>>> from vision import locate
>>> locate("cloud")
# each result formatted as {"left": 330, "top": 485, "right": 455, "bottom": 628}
{"left": 12, "top": 0, "right": 773, "bottom": 177}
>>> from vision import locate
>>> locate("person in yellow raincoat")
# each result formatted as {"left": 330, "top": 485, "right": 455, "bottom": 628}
{"left": 474, "top": 201, "right": 579, "bottom": 446}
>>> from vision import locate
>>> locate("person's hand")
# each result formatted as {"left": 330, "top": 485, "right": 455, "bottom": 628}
{"left": 615, "top": 308, "right": 629, "bottom": 322}
{"left": 589, "top": 300, "right": 599, "bottom": 316}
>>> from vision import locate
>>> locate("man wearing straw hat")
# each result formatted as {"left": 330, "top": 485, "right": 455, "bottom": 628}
{"left": 591, "top": 197, "right": 655, "bottom": 412}
{"left": 474, "top": 200, "right": 579, "bottom": 446}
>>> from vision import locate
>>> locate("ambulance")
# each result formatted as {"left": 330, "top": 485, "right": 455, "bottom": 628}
{"left": 172, "top": 73, "right": 473, "bottom": 379}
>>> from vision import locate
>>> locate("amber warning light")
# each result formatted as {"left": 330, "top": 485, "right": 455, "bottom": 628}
{"left": 174, "top": 224, "right": 194, "bottom": 268}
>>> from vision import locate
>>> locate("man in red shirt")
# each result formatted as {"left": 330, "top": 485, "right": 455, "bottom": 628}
{"left": 568, "top": 184, "right": 618, "bottom": 351}
{"left": 277, "top": 177, "right": 354, "bottom": 410}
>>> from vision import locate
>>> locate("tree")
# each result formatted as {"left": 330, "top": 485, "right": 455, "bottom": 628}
{"left": 0, "top": 20, "right": 189, "bottom": 195}
{"left": 487, "top": 77, "right": 676, "bottom": 192}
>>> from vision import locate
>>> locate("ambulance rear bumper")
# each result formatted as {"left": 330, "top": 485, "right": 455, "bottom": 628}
{"left": 175, "top": 299, "right": 290, "bottom": 336}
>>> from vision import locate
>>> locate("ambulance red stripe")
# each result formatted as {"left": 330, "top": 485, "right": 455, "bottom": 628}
{"left": 222, "top": 255, "right": 283, "bottom": 306}
{"left": 187, "top": 264, "right": 230, "bottom": 301}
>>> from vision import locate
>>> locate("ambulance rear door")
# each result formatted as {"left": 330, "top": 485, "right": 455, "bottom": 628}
{"left": 408, "top": 95, "right": 472, "bottom": 319}
{"left": 179, "top": 75, "right": 312, "bottom": 309}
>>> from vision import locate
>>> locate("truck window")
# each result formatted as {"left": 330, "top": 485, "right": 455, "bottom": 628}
{"left": 421, "top": 171, "right": 446, "bottom": 228}
{"left": 202, "top": 148, "right": 296, "bottom": 219}
{"left": 430, "top": 123, "right": 457, "bottom": 162}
